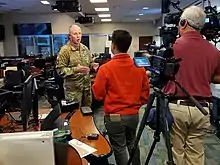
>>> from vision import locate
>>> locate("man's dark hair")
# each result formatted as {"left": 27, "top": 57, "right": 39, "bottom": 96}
{"left": 112, "top": 30, "right": 132, "bottom": 53}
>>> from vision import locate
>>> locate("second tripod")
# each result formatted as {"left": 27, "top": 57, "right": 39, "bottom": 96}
{"left": 127, "top": 88, "right": 175, "bottom": 165}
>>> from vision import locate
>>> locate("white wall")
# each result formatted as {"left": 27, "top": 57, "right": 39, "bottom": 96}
{"left": 0, "top": 43, "right": 4, "bottom": 56}
{"left": 89, "top": 34, "right": 108, "bottom": 54}
{"left": 86, "top": 23, "right": 157, "bottom": 56}
{"left": 1, "top": 13, "right": 158, "bottom": 56}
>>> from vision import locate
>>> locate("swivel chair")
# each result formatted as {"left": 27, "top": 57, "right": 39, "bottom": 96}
{"left": 3, "top": 70, "right": 25, "bottom": 112}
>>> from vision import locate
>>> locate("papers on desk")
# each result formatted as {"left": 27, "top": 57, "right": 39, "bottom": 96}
{"left": 69, "top": 139, "right": 97, "bottom": 158}
{"left": 39, "top": 113, "right": 49, "bottom": 120}
{"left": 0, "top": 131, "right": 55, "bottom": 165}
{"left": 61, "top": 100, "right": 73, "bottom": 106}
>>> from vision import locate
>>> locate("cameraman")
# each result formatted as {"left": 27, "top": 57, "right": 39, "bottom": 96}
{"left": 163, "top": 6, "right": 220, "bottom": 165}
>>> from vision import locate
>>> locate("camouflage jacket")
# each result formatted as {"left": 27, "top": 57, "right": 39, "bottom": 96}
{"left": 56, "top": 42, "right": 93, "bottom": 90}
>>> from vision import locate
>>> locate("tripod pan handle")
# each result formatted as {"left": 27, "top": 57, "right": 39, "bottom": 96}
{"left": 188, "top": 96, "right": 208, "bottom": 115}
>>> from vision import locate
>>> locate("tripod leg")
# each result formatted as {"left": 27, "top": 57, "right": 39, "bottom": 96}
{"left": 161, "top": 98, "right": 175, "bottom": 165}
{"left": 145, "top": 131, "right": 161, "bottom": 165}
{"left": 127, "top": 93, "right": 156, "bottom": 165}
{"left": 163, "top": 120, "right": 175, "bottom": 165}
{"left": 144, "top": 96, "right": 162, "bottom": 165}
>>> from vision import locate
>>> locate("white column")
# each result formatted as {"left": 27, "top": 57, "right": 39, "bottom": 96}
{"left": 0, "top": 42, "right": 4, "bottom": 56}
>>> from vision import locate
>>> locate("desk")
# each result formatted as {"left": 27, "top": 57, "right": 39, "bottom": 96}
{"left": 0, "top": 114, "right": 89, "bottom": 165}
{"left": 63, "top": 110, "right": 112, "bottom": 158}
{"left": 55, "top": 142, "right": 89, "bottom": 165}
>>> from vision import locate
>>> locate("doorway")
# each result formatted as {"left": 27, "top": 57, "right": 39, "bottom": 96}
{"left": 139, "top": 36, "right": 153, "bottom": 50}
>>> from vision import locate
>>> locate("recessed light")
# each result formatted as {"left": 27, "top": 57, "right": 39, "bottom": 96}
{"left": 136, "top": 18, "right": 140, "bottom": 21}
{"left": 139, "top": 13, "right": 143, "bottom": 16}
{"left": 41, "top": 1, "right": 50, "bottom": 5}
{"left": 90, "top": 0, "right": 107, "bottom": 3}
{"left": 98, "top": 14, "right": 111, "bottom": 18}
{"left": 143, "top": 7, "right": 149, "bottom": 10}
{"left": 95, "top": 8, "right": 109, "bottom": 11}
{"left": 101, "top": 19, "right": 112, "bottom": 22}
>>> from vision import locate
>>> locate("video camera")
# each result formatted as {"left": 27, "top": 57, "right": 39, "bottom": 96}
{"left": 159, "top": 1, "right": 182, "bottom": 47}
{"left": 134, "top": 47, "right": 180, "bottom": 89}
{"left": 135, "top": 0, "right": 220, "bottom": 89}
{"left": 161, "top": 0, "right": 220, "bottom": 43}
{"left": 201, "top": 6, "right": 220, "bottom": 42}
{"left": 133, "top": 1, "right": 183, "bottom": 89}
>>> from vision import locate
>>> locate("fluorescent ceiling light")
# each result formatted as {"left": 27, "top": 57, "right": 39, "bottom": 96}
{"left": 136, "top": 18, "right": 140, "bottom": 21}
{"left": 41, "top": 1, "right": 50, "bottom": 5}
{"left": 98, "top": 14, "right": 111, "bottom": 17}
{"left": 143, "top": 7, "right": 149, "bottom": 10}
{"left": 90, "top": 0, "right": 107, "bottom": 3}
{"left": 139, "top": 13, "right": 143, "bottom": 16}
{"left": 101, "top": 19, "right": 112, "bottom": 22}
{"left": 95, "top": 8, "right": 109, "bottom": 11}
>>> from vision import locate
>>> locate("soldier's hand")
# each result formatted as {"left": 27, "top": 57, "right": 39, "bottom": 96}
{"left": 76, "top": 64, "right": 90, "bottom": 74}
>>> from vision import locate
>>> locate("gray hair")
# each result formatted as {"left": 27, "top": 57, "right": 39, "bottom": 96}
{"left": 69, "top": 24, "right": 81, "bottom": 34}
{"left": 180, "top": 6, "right": 206, "bottom": 30}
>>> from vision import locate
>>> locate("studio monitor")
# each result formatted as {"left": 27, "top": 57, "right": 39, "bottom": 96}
{"left": 0, "top": 25, "right": 5, "bottom": 41}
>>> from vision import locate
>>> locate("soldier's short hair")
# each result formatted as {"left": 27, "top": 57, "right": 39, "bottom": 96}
{"left": 112, "top": 30, "right": 132, "bottom": 53}
{"left": 69, "top": 24, "right": 81, "bottom": 34}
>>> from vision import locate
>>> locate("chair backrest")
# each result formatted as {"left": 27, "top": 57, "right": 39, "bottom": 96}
{"left": 3, "top": 66, "right": 17, "bottom": 77}
{"left": 4, "top": 70, "right": 25, "bottom": 89}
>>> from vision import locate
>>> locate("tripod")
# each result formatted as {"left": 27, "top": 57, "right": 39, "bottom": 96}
{"left": 127, "top": 80, "right": 208, "bottom": 165}
{"left": 127, "top": 87, "right": 175, "bottom": 165}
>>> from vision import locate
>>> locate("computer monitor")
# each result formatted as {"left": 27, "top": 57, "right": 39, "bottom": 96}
{"left": 0, "top": 131, "right": 55, "bottom": 165}
{"left": 32, "top": 78, "right": 39, "bottom": 127}
{"left": 21, "top": 75, "right": 38, "bottom": 131}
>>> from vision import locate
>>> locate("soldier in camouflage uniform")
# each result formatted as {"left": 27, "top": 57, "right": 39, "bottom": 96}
{"left": 56, "top": 25, "right": 98, "bottom": 107}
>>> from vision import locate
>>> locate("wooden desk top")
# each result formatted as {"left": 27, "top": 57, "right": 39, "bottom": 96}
{"left": 67, "top": 146, "right": 88, "bottom": 165}
{"left": 65, "top": 110, "right": 112, "bottom": 158}
{"left": 54, "top": 142, "right": 89, "bottom": 165}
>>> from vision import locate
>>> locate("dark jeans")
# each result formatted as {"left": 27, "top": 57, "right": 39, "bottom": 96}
{"left": 104, "top": 114, "right": 141, "bottom": 165}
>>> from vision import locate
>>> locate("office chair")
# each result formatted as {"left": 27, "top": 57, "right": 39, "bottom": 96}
{"left": 17, "top": 62, "right": 31, "bottom": 79}
{"left": 3, "top": 70, "right": 26, "bottom": 112}
{"left": 4, "top": 70, "right": 25, "bottom": 90}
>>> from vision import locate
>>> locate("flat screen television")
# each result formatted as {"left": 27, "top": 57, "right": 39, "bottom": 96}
{"left": 0, "top": 25, "right": 5, "bottom": 41}
{"left": 82, "top": 35, "right": 90, "bottom": 49}
{"left": 13, "top": 23, "right": 52, "bottom": 36}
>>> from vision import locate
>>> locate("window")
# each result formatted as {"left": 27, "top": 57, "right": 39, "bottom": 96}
{"left": 53, "top": 34, "right": 68, "bottom": 55}
{"left": 17, "top": 36, "right": 35, "bottom": 56}
{"left": 17, "top": 35, "right": 53, "bottom": 56}
{"left": 35, "top": 35, "right": 53, "bottom": 56}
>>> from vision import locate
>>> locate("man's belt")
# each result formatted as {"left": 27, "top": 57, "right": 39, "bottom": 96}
{"left": 170, "top": 100, "right": 209, "bottom": 107}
